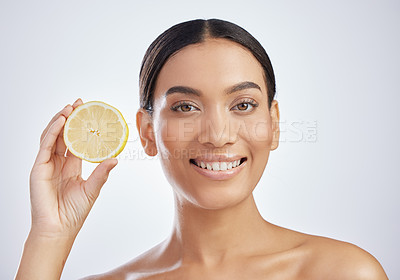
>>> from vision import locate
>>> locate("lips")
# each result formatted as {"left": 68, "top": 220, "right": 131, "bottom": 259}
{"left": 189, "top": 156, "right": 247, "bottom": 180}
{"left": 189, "top": 157, "right": 247, "bottom": 171}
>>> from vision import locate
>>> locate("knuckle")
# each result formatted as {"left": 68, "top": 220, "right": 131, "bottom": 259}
{"left": 39, "top": 139, "right": 53, "bottom": 151}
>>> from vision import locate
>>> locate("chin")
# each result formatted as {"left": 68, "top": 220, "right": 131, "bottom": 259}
{"left": 173, "top": 181, "right": 254, "bottom": 211}
{"left": 159, "top": 153, "right": 265, "bottom": 211}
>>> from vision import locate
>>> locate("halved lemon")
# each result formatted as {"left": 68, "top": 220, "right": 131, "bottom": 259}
{"left": 64, "top": 101, "right": 129, "bottom": 163}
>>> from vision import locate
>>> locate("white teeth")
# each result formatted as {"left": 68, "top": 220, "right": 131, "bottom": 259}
{"left": 212, "top": 162, "right": 219, "bottom": 171}
{"left": 220, "top": 162, "right": 227, "bottom": 171}
{"left": 194, "top": 159, "right": 243, "bottom": 171}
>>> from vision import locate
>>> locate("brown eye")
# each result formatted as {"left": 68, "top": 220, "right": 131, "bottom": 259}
{"left": 237, "top": 103, "right": 249, "bottom": 111}
{"left": 170, "top": 102, "right": 199, "bottom": 112}
{"left": 181, "top": 104, "right": 192, "bottom": 112}
{"left": 231, "top": 99, "right": 259, "bottom": 112}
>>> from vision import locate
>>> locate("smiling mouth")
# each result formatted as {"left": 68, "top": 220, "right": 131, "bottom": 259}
{"left": 189, "top": 157, "right": 247, "bottom": 171}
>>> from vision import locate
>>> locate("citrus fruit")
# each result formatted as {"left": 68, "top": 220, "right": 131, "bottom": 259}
{"left": 63, "top": 101, "right": 129, "bottom": 163}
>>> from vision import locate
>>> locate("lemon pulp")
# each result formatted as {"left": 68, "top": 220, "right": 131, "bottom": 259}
{"left": 63, "top": 101, "right": 129, "bottom": 162}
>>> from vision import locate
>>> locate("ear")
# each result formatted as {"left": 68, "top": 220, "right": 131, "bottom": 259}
{"left": 269, "top": 100, "right": 280, "bottom": 151}
{"left": 136, "top": 108, "right": 158, "bottom": 156}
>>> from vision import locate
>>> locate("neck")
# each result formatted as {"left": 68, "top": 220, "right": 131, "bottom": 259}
{"left": 168, "top": 194, "right": 273, "bottom": 266}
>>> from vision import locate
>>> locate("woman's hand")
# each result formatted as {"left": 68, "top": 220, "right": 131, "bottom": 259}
{"left": 16, "top": 99, "right": 118, "bottom": 280}
{"left": 29, "top": 98, "right": 118, "bottom": 238}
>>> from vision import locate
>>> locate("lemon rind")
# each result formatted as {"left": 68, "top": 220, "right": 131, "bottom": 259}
{"left": 63, "top": 101, "right": 129, "bottom": 163}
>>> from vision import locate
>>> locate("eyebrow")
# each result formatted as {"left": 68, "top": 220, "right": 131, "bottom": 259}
{"left": 164, "top": 81, "right": 262, "bottom": 97}
{"left": 165, "top": 86, "right": 201, "bottom": 97}
{"left": 225, "top": 81, "right": 261, "bottom": 94}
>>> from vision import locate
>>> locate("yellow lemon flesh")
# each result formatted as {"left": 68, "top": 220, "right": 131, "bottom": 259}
{"left": 64, "top": 101, "right": 129, "bottom": 163}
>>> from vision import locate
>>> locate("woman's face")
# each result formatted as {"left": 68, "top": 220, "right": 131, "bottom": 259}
{"left": 137, "top": 38, "right": 279, "bottom": 209}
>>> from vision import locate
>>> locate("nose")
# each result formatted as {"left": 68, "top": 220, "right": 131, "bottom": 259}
{"left": 197, "top": 109, "right": 236, "bottom": 147}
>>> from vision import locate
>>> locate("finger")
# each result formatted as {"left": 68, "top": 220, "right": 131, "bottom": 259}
{"left": 35, "top": 115, "right": 66, "bottom": 165}
{"left": 39, "top": 98, "right": 82, "bottom": 143}
{"left": 40, "top": 105, "right": 73, "bottom": 143}
{"left": 54, "top": 98, "right": 84, "bottom": 156}
{"left": 84, "top": 159, "right": 118, "bottom": 204}
{"left": 59, "top": 98, "right": 84, "bottom": 164}
{"left": 55, "top": 124, "right": 67, "bottom": 156}
{"left": 72, "top": 98, "right": 83, "bottom": 108}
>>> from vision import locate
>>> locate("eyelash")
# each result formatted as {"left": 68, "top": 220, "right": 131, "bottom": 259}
{"left": 170, "top": 99, "right": 259, "bottom": 113}
{"left": 231, "top": 99, "right": 259, "bottom": 112}
{"left": 170, "top": 101, "right": 199, "bottom": 112}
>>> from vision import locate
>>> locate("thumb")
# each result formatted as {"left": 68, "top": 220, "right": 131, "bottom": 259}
{"left": 85, "top": 158, "right": 118, "bottom": 204}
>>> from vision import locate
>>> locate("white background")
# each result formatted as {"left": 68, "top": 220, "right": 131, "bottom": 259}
{"left": 1, "top": 0, "right": 399, "bottom": 279}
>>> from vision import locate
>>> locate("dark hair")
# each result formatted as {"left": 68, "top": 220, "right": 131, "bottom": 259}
{"left": 139, "top": 19, "right": 276, "bottom": 115}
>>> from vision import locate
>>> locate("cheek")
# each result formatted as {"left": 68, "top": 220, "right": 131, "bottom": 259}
{"left": 253, "top": 120, "right": 273, "bottom": 144}
{"left": 155, "top": 116, "right": 198, "bottom": 197}
{"left": 156, "top": 117, "right": 197, "bottom": 159}
{"left": 237, "top": 117, "right": 273, "bottom": 147}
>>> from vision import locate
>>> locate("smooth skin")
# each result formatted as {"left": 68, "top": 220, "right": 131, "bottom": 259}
{"left": 16, "top": 39, "right": 388, "bottom": 280}
{"left": 16, "top": 99, "right": 118, "bottom": 280}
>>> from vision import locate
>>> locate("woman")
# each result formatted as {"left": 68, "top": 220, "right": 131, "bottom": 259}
{"left": 16, "top": 19, "right": 388, "bottom": 280}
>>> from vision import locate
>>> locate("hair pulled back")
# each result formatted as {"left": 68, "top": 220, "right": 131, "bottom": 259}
{"left": 139, "top": 19, "right": 276, "bottom": 115}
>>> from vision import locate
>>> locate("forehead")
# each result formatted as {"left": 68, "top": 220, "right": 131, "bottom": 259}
{"left": 154, "top": 38, "right": 267, "bottom": 96}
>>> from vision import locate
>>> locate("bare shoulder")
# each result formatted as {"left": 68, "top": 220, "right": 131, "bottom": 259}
{"left": 300, "top": 234, "right": 388, "bottom": 280}
{"left": 79, "top": 263, "right": 135, "bottom": 280}
{"left": 79, "top": 241, "right": 167, "bottom": 280}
